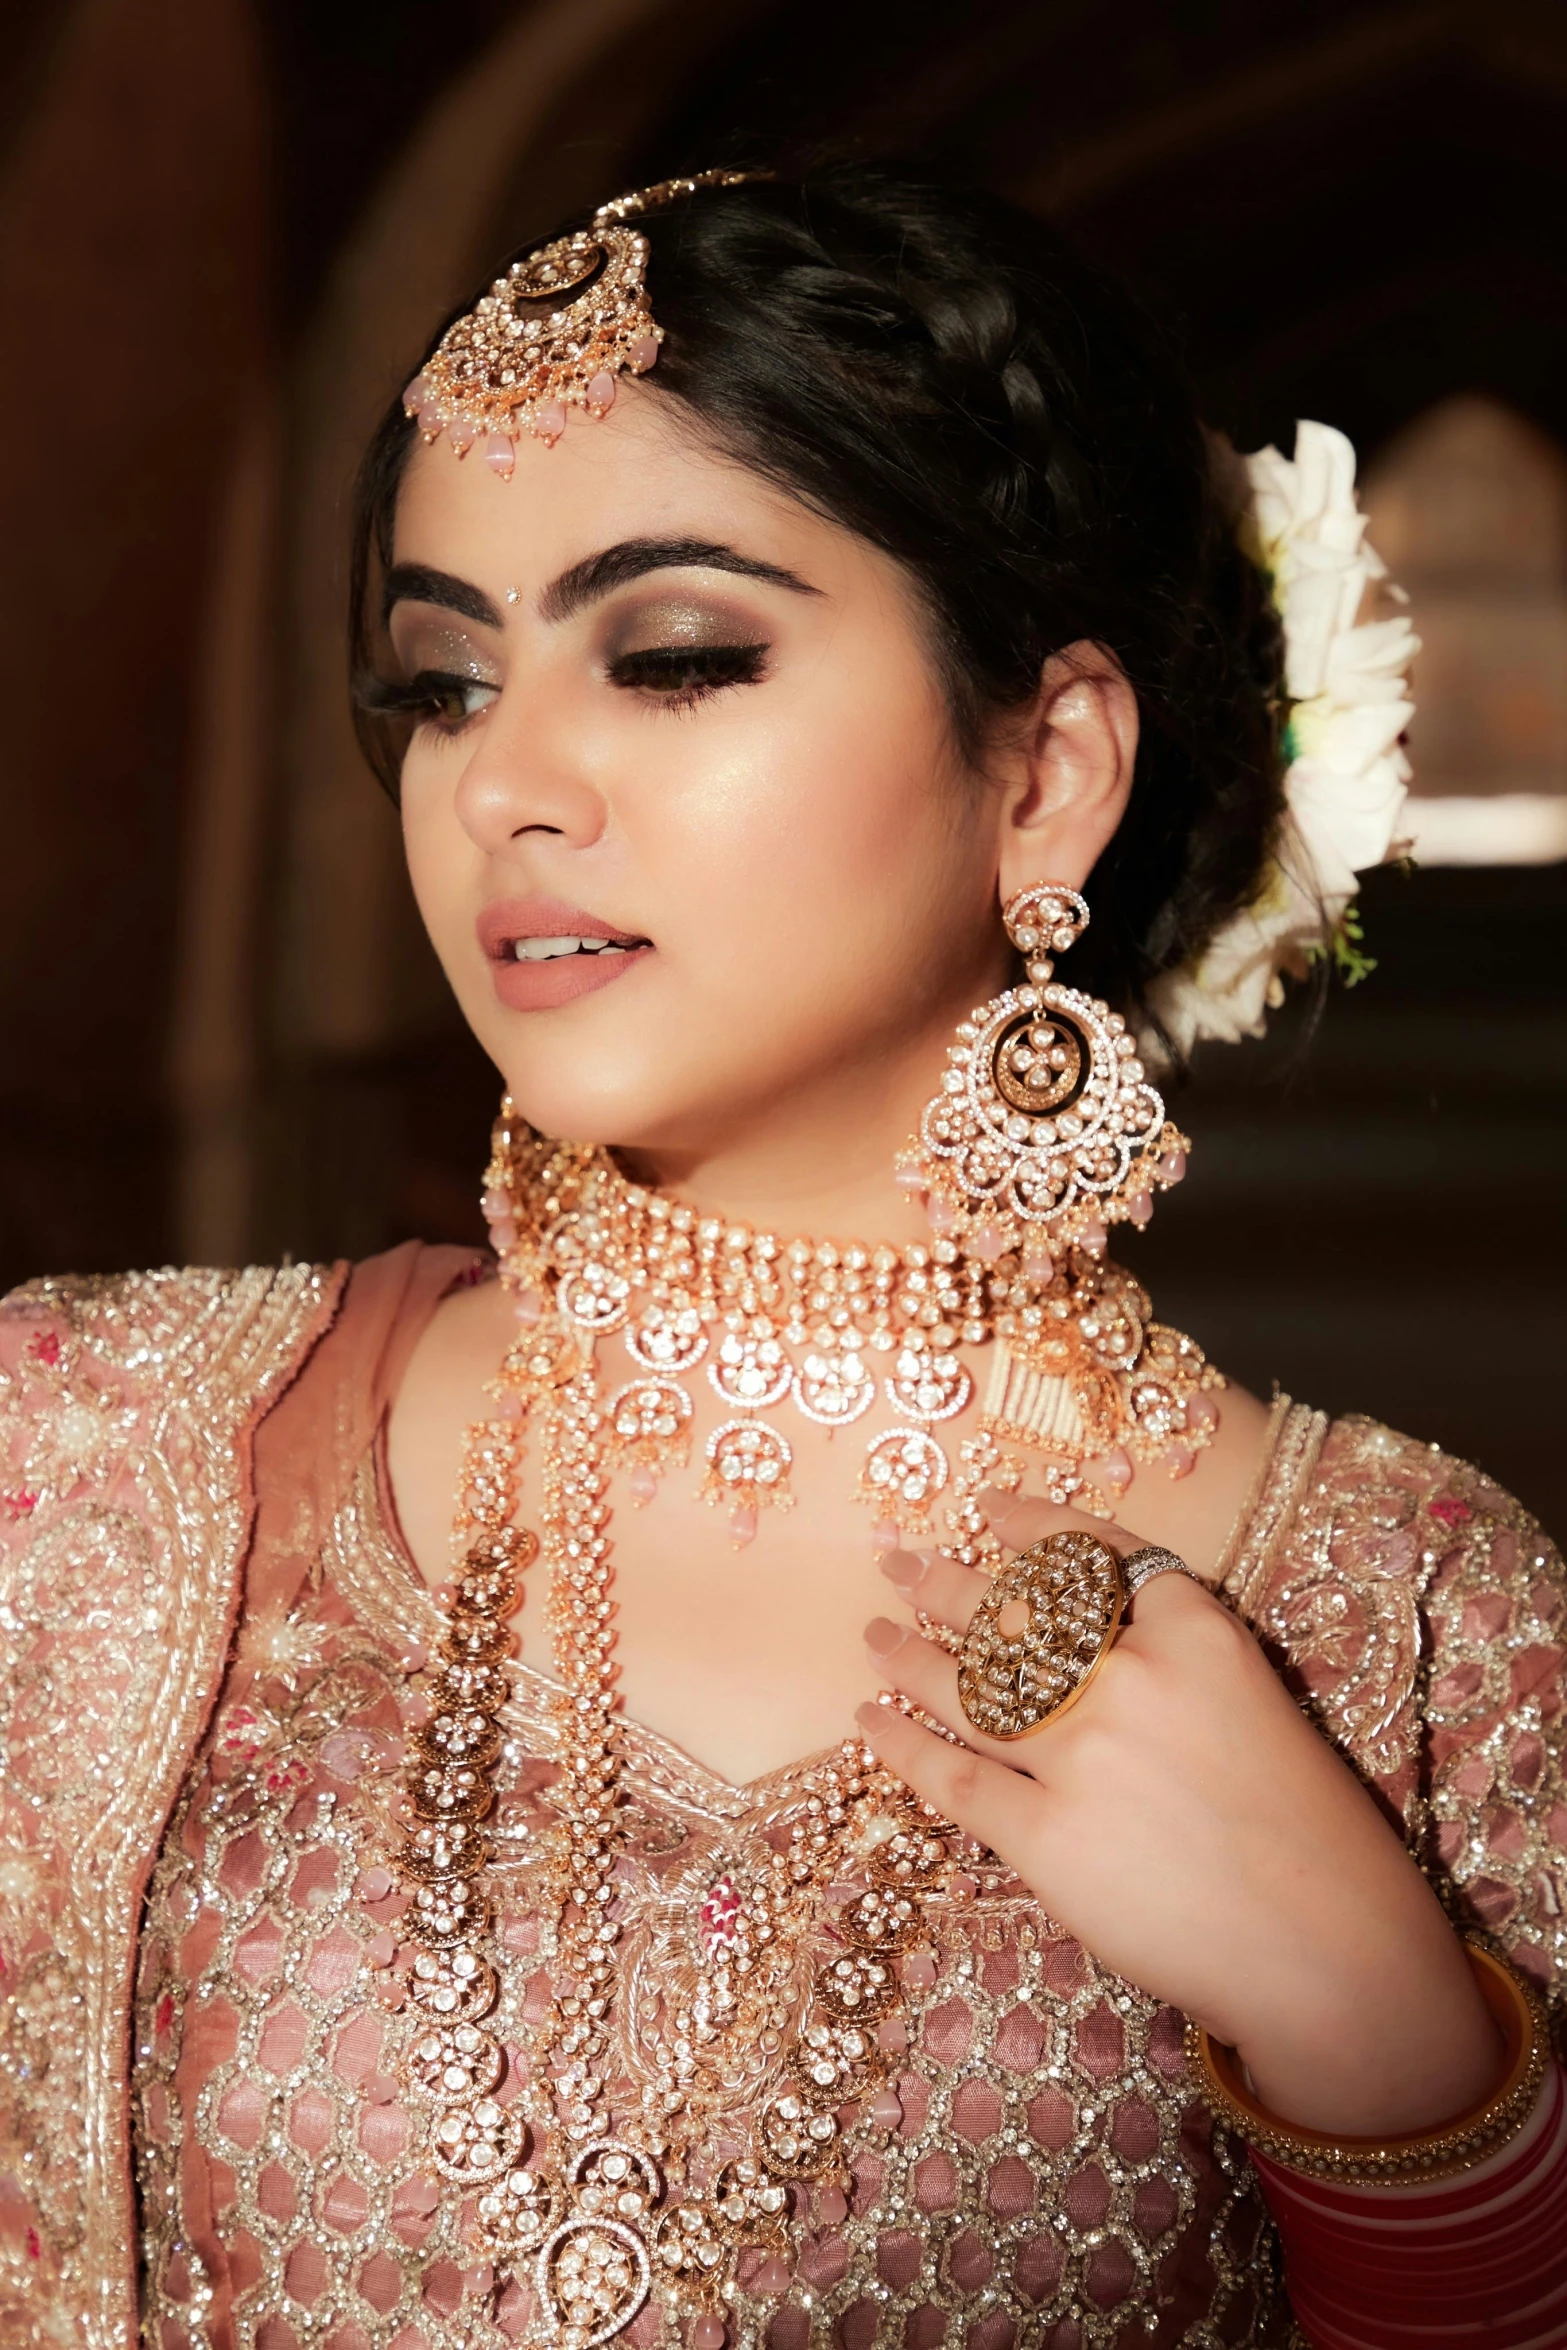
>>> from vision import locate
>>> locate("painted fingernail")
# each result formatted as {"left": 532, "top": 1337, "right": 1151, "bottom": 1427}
{"left": 854, "top": 1702, "right": 885, "bottom": 1735}
{"left": 865, "top": 1617, "right": 908, "bottom": 1659}
{"left": 880, "top": 1548, "right": 931, "bottom": 1593}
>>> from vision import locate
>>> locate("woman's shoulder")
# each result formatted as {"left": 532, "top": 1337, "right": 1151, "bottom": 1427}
{"left": 1232, "top": 1402, "right": 1565, "bottom": 1999}
{"left": 0, "top": 1257, "right": 337, "bottom": 1376}
{"left": 0, "top": 1261, "right": 339, "bottom": 1506}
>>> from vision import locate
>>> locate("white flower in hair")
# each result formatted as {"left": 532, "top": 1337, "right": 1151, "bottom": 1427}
{"left": 1146, "top": 420, "right": 1418, "bottom": 1057}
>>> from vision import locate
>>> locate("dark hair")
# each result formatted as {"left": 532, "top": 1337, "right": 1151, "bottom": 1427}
{"left": 350, "top": 159, "right": 1285, "bottom": 1034}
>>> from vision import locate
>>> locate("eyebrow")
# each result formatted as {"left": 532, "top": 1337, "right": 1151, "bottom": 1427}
{"left": 381, "top": 539, "right": 822, "bottom": 635}
{"left": 382, "top": 563, "right": 501, "bottom": 629}
{"left": 537, "top": 536, "right": 822, "bottom": 624}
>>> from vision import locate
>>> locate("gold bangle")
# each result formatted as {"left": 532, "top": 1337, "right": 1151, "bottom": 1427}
{"left": 1185, "top": 1942, "right": 1550, "bottom": 2186}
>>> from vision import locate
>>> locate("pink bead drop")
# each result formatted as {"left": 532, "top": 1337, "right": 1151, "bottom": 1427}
{"left": 630, "top": 334, "right": 660, "bottom": 373}
{"left": 752, "top": 2255, "right": 792, "bottom": 2297}
{"left": 817, "top": 2186, "right": 848, "bottom": 2225}
{"left": 628, "top": 1465, "right": 659, "bottom": 1507}
{"left": 398, "top": 1641, "right": 429, "bottom": 1673}
{"left": 970, "top": 1220, "right": 1006, "bottom": 1262}
{"left": 1101, "top": 1447, "right": 1133, "bottom": 1494}
{"left": 358, "top": 1865, "right": 395, "bottom": 1903}
{"left": 405, "top": 2172, "right": 441, "bottom": 2215}
{"left": 366, "top": 1930, "right": 397, "bottom": 1968}
{"left": 926, "top": 1196, "right": 957, "bottom": 1235}
{"left": 418, "top": 408, "right": 445, "bottom": 441}
{"left": 403, "top": 375, "right": 429, "bottom": 413}
{"left": 894, "top": 1166, "right": 928, "bottom": 1194}
{"left": 1189, "top": 1392, "right": 1219, "bottom": 1429}
{"left": 949, "top": 1869, "right": 979, "bottom": 1901}
{"left": 1080, "top": 1219, "right": 1108, "bottom": 1256}
{"left": 536, "top": 402, "right": 568, "bottom": 443}
{"left": 495, "top": 1391, "right": 525, "bottom": 1421}
{"left": 875, "top": 2017, "right": 908, "bottom": 2053}
{"left": 448, "top": 418, "right": 477, "bottom": 455}
{"left": 1158, "top": 1150, "right": 1188, "bottom": 1184}
{"left": 870, "top": 1519, "right": 900, "bottom": 1557}
{"left": 691, "top": 2317, "right": 725, "bottom": 2350}
{"left": 433, "top": 1583, "right": 457, "bottom": 1611}
{"left": 586, "top": 371, "right": 616, "bottom": 412}
{"left": 483, "top": 434, "right": 515, "bottom": 479}
{"left": 902, "top": 1951, "right": 937, "bottom": 1989}
{"left": 1126, "top": 1191, "right": 1153, "bottom": 1228}
{"left": 869, "top": 2088, "right": 903, "bottom": 2129}
{"left": 481, "top": 1186, "right": 509, "bottom": 1222}
{"left": 729, "top": 1504, "right": 758, "bottom": 1550}
{"left": 1165, "top": 1444, "right": 1196, "bottom": 1480}
{"left": 402, "top": 1692, "right": 432, "bottom": 1729}
{"left": 514, "top": 1291, "right": 544, "bottom": 1325}
{"left": 1022, "top": 1249, "right": 1054, "bottom": 1285}
{"left": 489, "top": 1217, "right": 517, "bottom": 1251}
{"left": 467, "top": 2262, "right": 496, "bottom": 2297}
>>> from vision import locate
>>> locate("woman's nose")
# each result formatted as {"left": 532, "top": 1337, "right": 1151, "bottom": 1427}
{"left": 452, "top": 698, "right": 607, "bottom": 854}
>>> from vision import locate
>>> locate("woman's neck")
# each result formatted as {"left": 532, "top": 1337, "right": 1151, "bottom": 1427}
{"left": 611, "top": 1019, "right": 963, "bottom": 1248}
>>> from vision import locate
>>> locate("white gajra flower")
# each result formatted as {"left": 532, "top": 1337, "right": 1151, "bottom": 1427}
{"left": 1146, "top": 420, "right": 1418, "bottom": 1057}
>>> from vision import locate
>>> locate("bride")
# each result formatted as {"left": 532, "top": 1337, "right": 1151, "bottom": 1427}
{"left": 2, "top": 162, "right": 1563, "bottom": 2349}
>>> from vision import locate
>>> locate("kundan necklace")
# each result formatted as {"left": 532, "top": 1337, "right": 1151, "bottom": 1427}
{"left": 387, "top": 1143, "right": 1219, "bottom": 2339}
{"left": 387, "top": 887, "right": 1222, "bottom": 2342}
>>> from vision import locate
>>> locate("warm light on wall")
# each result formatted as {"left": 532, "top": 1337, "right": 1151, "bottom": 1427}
{"left": 1364, "top": 397, "right": 1567, "bottom": 866}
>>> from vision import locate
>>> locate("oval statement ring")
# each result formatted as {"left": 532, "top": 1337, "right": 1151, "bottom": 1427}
{"left": 956, "top": 1532, "right": 1197, "bottom": 1741}
{"left": 958, "top": 1529, "right": 1125, "bottom": 1740}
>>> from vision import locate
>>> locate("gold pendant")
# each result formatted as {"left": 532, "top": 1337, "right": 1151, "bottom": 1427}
{"left": 535, "top": 2141, "right": 661, "bottom": 2347}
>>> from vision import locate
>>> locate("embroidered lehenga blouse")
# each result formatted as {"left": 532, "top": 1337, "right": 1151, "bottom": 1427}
{"left": 1, "top": 1247, "right": 1565, "bottom": 2350}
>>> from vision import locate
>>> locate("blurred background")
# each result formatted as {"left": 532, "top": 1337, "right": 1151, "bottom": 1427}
{"left": 2, "top": 0, "right": 1564, "bottom": 1521}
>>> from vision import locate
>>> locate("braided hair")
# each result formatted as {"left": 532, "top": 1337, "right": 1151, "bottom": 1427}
{"left": 351, "top": 161, "right": 1286, "bottom": 1033}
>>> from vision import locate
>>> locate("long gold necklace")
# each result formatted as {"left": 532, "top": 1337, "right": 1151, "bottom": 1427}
{"left": 388, "top": 1110, "right": 1221, "bottom": 2345}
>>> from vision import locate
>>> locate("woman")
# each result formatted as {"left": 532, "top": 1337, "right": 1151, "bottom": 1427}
{"left": 1, "top": 163, "right": 1562, "bottom": 2350}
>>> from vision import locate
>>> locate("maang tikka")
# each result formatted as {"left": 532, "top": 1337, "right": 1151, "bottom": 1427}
{"left": 401, "top": 169, "right": 758, "bottom": 472}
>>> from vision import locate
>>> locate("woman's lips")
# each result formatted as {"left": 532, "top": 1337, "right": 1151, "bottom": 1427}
{"left": 491, "top": 944, "right": 651, "bottom": 1011}
{"left": 478, "top": 895, "right": 652, "bottom": 1012}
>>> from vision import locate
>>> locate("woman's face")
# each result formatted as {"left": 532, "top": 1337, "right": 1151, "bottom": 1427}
{"left": 388, "top": 386, "right": 1018, "bottom": 1176}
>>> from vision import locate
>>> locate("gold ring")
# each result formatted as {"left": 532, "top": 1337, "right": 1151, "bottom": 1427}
{"left": 957, "top": 1529, "right": 1125, "bottom": 1739}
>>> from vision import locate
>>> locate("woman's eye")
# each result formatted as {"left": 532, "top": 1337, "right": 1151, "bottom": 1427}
{"left": 355, "top": 669, "right": 499, "bottom": 736}
{"left": 607, "top": 642, "right": 768, "bottom": 707}
{"left": 427, "top": 677, "right": 498, "bottom": 730}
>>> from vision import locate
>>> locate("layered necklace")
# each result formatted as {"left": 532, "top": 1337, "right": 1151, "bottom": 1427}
{"left": 388, "top": 1106, "right": 1221, "bottom": 2347}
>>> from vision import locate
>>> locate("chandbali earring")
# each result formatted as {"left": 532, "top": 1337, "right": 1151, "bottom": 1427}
{"left": 892, "top": 883, "right": 1213, "bottom": 1514}
{"left": 898, "top": 882, "right": 1187, "bottom": 1259}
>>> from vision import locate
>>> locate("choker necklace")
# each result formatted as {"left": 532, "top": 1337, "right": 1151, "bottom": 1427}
{"left": 477, "top": 1112, "right": 1220, "bottom": 1549}
{"left": 385, "top": 1100, "right": 1222, "bottom": 2346}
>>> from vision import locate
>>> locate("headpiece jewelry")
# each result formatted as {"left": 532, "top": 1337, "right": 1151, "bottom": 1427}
{"left": 1146, "top": 421, "right": 1419, "bottom": 1057}
{"left": 401, "top": 170, "right": 759, "bottom": 473}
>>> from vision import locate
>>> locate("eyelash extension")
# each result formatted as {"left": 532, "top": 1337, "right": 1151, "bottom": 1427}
{"left": 353, "top": 667, "right": 496, "bottom": 734}
{"left": 608, "top": 641, "right": 768, "bottom": 711}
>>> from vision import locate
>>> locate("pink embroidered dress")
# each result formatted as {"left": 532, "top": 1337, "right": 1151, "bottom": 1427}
{"left": 1, "top": 1247, "right": 1564, "bottom": 2350}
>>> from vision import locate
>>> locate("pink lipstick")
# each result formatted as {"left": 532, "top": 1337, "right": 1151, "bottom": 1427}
{"left": 478, "top": 895, "right": 652, "bottom": 1012}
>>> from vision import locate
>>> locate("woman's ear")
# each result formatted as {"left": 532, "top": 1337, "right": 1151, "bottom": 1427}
{"left": 993, "top": 642, "right": 1138, "bottom": 900}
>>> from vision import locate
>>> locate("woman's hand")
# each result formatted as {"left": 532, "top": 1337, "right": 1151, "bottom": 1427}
{"left": 858, "top": 1491, "right": 1502, "bottom": 2139}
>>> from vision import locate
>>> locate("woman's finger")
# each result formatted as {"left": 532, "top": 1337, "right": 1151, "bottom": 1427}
{"left": 854, "top": 1698, "right": 1052, "bottom": 1863}
{"left": 865, "top": 1616, "right": 1046, "bottom": 1772}
{"left": 879, "top": 1546, "right": 992, "bottom": 1633}
{"left": 977, "top": 1486, "right": 1140, "bottom": 1558}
